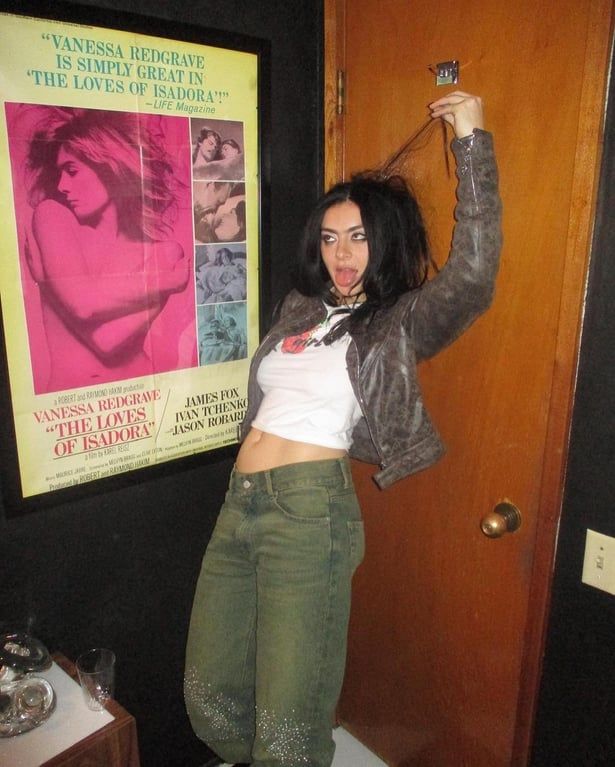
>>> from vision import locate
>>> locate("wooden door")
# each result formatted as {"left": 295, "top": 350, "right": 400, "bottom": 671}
{"left": 325, "top": 1, "right": 613, "bottom": 764}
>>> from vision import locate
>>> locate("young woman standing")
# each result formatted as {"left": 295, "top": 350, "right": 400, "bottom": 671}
{"left": 185, "top": 92, "right": 501, "bottom": 767}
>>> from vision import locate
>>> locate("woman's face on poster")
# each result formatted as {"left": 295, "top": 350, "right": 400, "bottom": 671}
{"left": 57, "top": 147, "right": 111, "bottom": 222}
{"left": 221, "top": 141, "right": 240, "bottom": 159}
{"left": 213, "top": 198, "right": 244, "bottom": 242}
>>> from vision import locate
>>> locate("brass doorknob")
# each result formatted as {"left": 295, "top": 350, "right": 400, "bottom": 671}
{"left": 480, "top": 502, "right": 522, "bottom": 538}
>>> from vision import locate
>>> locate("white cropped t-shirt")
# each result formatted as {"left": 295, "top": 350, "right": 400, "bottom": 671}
{"left": 251, "top": 304, "right": 362, "bottom": 450}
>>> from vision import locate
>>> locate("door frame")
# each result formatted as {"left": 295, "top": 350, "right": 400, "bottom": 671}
{"left": 323, "top": 0, "right": 614, "bottom": 761}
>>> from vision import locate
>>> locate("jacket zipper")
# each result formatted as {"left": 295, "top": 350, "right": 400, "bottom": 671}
{"left": 349, "top": 337, "right": 385, "bottom": 468}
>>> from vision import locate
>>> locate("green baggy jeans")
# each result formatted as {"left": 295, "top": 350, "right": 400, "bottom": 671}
{"left": 184, "top": 457, "right": 365, "bottom": 767}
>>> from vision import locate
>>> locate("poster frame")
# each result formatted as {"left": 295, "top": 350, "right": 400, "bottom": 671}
{"left": 0, "top": 0, "right": 271, "bottom": 517}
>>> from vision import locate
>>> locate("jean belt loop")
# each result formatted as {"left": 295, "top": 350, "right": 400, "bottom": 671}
{"left": 340, "top": 457, "right": 350, "bottom": 489}
{"left": 264, "top": 469, "right": 275, "bottom": 496}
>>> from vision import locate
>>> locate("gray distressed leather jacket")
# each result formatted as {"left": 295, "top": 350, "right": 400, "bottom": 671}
{"left": 240, "top": 129, "right": 501, "bottom": 488}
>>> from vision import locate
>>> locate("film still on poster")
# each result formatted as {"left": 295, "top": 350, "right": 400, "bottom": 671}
{"left": 0, "top": 8, "right": 263, "bottom": 499}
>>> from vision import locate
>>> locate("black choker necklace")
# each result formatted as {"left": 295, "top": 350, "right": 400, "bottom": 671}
{"left": 332, "top": 291, "right": 365, "bottom": 309}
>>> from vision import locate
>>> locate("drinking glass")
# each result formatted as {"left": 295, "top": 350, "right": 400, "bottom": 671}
{"left": 76, "top": 648, "right": 115, "bottom": 711}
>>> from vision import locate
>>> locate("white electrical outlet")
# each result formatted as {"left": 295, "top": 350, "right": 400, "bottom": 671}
{"left": 582, "top": 529, "right": 615, "bottom": 595}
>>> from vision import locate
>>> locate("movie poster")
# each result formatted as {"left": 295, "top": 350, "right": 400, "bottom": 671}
{"left": 0, "top": 11, "right": 261, "bottom": 497}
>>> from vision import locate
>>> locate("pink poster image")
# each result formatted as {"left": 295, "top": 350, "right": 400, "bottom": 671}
{"left": 5, "top": 103, "right": 198, "bottom": 394}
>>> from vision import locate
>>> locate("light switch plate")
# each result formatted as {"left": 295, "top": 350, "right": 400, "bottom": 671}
{"left": 582, "top": 529, "right": 615, "bottom": 595}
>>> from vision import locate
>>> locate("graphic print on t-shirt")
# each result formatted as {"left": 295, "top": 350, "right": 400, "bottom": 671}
{"left": 281, "top": 307, "right": 350, "bottom": 354}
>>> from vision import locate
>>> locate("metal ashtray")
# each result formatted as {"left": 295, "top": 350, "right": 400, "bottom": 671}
{"left": 0, "top": 676, "right": 56, "bottom": 737}
{"left": 0, "top": 632, "right": 52, "bottom": 675}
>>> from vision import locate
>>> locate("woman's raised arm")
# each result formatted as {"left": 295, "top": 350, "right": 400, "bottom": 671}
{"left": 409, "top": 93, "right": 502, "bottom": 360}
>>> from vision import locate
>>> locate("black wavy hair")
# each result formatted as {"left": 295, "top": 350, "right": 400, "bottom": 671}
{"left": 295, "top": 170, "right": 432, "bottom": 338}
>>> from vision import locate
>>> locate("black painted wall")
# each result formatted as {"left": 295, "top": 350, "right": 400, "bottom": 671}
{"left": 0, "top": 2, "right": 322, "bottom": 765}
{"left": 530, "top": 47, "right": 615, "bottom": 767}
